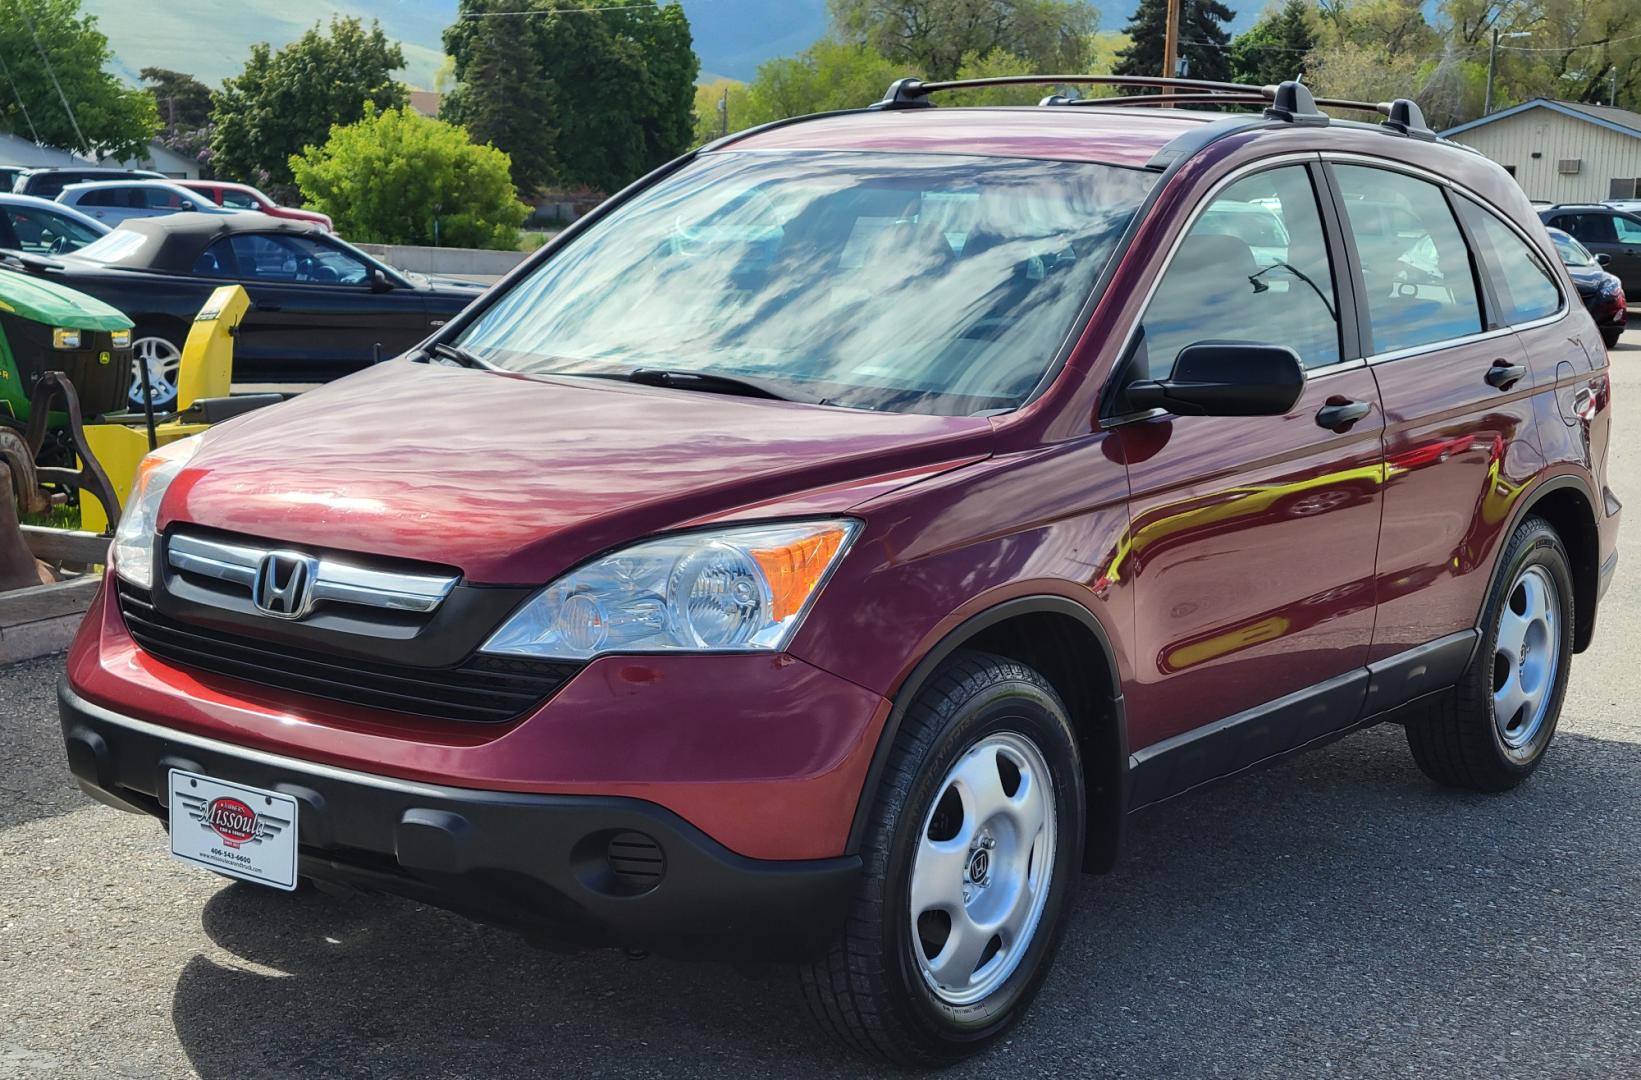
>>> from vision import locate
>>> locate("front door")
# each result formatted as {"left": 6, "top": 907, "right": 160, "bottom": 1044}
{"left": 1330, "top": 164, "right": 1545, "bottom": 672}
{"left": 1114, "top": 162, "right": 1385, "bottom": 800}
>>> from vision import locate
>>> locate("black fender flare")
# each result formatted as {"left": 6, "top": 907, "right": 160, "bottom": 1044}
{"left": 1475, "top": 471, "right": 1601, "bottom": 650}
{"left": 844, "top": 594, "right": 1129, "bottom": 870}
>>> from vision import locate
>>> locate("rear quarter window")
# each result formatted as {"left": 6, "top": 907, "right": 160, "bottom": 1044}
{"left": 1456, "top": 199, "right": 1561, "bottom": 325}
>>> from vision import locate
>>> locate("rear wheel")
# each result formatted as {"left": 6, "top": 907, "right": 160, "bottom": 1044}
{"left": 1602, "top": 327, "right": 1623, "bottom": 350}
{"left": 799, "top": 650, "right": 1084, "bottom": 1065}
{"left": 1405, "top": 515, "right": 1573, "bottom": 791}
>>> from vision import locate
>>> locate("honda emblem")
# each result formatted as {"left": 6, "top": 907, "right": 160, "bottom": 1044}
{"left": 253, "top": 552, "right": 319, "bottom": 619}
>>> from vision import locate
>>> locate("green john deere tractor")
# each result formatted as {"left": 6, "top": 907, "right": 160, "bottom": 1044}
{"left": 0, "top": 264, "right": 133, "bottom": 429}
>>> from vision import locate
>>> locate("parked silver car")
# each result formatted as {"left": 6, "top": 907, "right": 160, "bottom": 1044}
{"left": 0, "top": 192, "right": 108, "bottom": 254}
{"left": 55, "top": 180, "right": 244, "bottom": 226}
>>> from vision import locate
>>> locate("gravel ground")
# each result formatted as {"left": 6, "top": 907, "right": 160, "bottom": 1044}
{"left": 5, "top": 333, "right": 1641, "bottom": 1079}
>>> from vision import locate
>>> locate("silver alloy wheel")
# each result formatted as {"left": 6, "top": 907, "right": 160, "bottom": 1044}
{"left": 1493, "top": 564, "right": 1561, "bottom": 750}
{"left": 910, "top": 730, "right": 1056, "bottom": 1007}
{"left": 129, "top": 336, "right": 182, "bottom": 409}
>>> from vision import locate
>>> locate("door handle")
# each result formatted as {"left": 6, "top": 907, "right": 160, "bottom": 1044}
{"left": 1485, "top": 359, "right": 1527, "bottom": 390}
{"left": 1315, "top": 398, "right": 1371, "bottom": 432}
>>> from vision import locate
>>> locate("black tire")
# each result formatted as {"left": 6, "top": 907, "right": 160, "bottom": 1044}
{"left": 799, "top": 650, "right": 1085, "bottom": 1066}
{"left": 1602, "top": 327, "right": 1623, "bottom": 350}
{"left": 1405, "top": 515, "right": 1574, "bottom": 791}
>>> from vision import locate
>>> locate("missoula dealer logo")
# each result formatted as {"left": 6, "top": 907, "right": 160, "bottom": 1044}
{"left": 204, "top": 797, "right": 262, "bottom": 848}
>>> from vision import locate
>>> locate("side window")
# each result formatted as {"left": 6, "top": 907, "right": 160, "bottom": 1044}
{"left": 195, "top": 238, "right": 237, "bottom": 277}
{"left": 1137, "top": 165, "right": 1340, "bottom": 378}
{"left": 221, "top": 190, "right": 260, "bottom": 210}
{"left": 278, "top": 235, "right": 370, "bottom": 285}
{"left": 228, "top": 234, "right": 301, "bottom": 280}
{"left": 1456, "top": 199, "right": 1561, "bottom": 325}
{"left": 1615, "top": 215, "right": 1641, "bottom": 245}
{"left": 4, "top": 208, "right": 100, "bottom": 253}
{"left": 77, "top": 187, "right": 123, "bottom": 208}
{"left": 1335, "top": 165, "right": 1483, "bottom": 354}
{"left": 1569, "top": 214, "right": 1617, "bottom": 244}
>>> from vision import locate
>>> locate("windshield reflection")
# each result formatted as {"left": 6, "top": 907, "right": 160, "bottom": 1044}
{"left": 457, "top": 150, "right": 1155, "bottom": 416}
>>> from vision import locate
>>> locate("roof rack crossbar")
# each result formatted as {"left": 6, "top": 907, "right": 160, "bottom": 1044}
{"left": 873, "top": 74, "right": 1268, "bottom": 110}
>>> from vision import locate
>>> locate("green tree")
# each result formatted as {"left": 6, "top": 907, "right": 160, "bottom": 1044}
{"left": 829, "top": 0, "right": 1097, "bottom": 80}
{"left": 290, "top": 104, "right": 527, "bottom": 249}
{"left": 212, "top": 17, "right": 408, "bottom": 191}
{"left": 1229, "top": 0, "right": 1316, "bottom": 86}
{"left": 439, "top": 4, "right": 556, "bottom": 196}
{"left": 444, "top": 1, "right": 697, "bottom": 196}
{"left": 141, "top": 68, "right": 212, "bottom": 132}
{"left": 747, "top": 39, "right": 907, "bottom": 119}
{"left": 692, "top": 79, "right": 755, "bottom": 144}
{"left": 1112, "top": 0, "right": 1238, "bottom": 84}
{"left": 0, "top": 0, "right": 157, "bottom": 159}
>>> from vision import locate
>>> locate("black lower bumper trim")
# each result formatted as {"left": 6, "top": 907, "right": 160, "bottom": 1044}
{"left": 58, "top": 682, "right": 859, "bottom": 958}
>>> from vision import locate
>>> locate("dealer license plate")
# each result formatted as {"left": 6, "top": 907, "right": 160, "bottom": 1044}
{"left": 168, "top": 769, "right": 300, "bottom": 891}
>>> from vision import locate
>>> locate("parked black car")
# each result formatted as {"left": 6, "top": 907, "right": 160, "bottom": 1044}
{"left": 20, "top": 214, "right": 485, "bottom": 406}
{"left": 1539, "top": 203, "right": 1641, "bottom": 300}
{"left": 1547, "top": 226, "right": 1627, "bottom": 348}
{"left": 12, "top": 166, "right": 165, "bottom": 199}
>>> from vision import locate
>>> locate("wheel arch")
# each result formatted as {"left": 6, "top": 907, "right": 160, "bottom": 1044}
{"left": 846, "top": 595, "right": 1129, "bottom": 874}
{"left": 1485, "top": 473, "right": 1601, "bottom": 653}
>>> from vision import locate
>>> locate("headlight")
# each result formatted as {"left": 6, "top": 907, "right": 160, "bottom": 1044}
{"left": 52, "top": 328, "right": 81, "bottom": 349}
{"left": 111, "top": 437, "right": 201, "bottom": 590}
{"left": 110, "top": 328, "right": 132, "bottom": 349}
{"left": 482, "top": 520, "right": 859, "bottom": 660}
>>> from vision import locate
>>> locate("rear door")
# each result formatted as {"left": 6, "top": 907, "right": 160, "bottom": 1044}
{"left": 1115, "top": 161, "right": 1385, "bottom": 798}
{"left": 1331, "top": 162, "right": 1543, "bottom": 677}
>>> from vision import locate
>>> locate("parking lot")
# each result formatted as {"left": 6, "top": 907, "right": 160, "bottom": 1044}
{"left": 2, "top": 331, "right": 1640, "bottom": 1079}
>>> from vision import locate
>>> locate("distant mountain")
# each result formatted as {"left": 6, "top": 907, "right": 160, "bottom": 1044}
{"left": 83, "top": 0, "right": 830, "bottom": 89}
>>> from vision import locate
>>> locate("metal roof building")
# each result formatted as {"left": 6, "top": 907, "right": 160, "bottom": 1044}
{"left": 1442, "top": 99, "right": 1641, "bottom": 203}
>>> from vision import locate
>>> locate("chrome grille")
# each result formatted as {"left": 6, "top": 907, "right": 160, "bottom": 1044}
{"left": 167, "top": 532, "right": 458, "bottom": 616}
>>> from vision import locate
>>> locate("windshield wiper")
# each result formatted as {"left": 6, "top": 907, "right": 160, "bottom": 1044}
{"left": 424, "top": 342, "right": 489, "bottom": 369}
{"left": 624, "top": 368, "right": 808, "bottom": 403}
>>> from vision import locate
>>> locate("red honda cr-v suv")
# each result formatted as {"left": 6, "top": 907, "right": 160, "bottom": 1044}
{"left": 59, "top": 79, "right": 1618, "bottom": 1065}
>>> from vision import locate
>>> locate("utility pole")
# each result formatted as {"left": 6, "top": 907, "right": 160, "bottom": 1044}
{"left": 1162, "top": 0, "right": 1181, "bottom": 101}
{"left": 718, "top": 86, "right": 728, "bottom": 140}
{"left": 1484, "top": 27, "right": 1531, "bottom": 115}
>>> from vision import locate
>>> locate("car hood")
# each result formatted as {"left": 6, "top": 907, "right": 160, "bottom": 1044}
{"left": 164, "top": 361, "right": 994, "bottom": 584}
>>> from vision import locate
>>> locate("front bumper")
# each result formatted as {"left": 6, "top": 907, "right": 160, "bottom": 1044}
{"left": 60, "top": 682, "right": 860, "bottom": 958}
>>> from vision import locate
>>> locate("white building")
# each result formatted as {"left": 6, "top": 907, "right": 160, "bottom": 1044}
{"left": 1442, "top": 99, "right": 1641, "bottom": 203}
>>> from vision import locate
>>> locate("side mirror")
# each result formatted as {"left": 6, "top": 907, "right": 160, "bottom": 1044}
{"left": 180, "top": 200, "right": 195, "bottom": 211}
{"left": 1126, "top": 342, "right": 1305, "bottom": 417}
{"left": 369, "top": 267, "right": 393, "bottom": 293}
{"left": 1597, "top": 252, "right": 1612, "bottom": 266}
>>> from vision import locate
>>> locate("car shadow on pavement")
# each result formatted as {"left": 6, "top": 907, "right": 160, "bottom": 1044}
{"left": 170, "top": 724, "right": 1641, "bottom": 1079}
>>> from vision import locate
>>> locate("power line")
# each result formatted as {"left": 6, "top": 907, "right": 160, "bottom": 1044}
{"left": 0, "top": 49, "right": 41, "bottom": 144}
{"left": 17, "top": 1, "right": 88, "bottom": 152}
{"left": 460, "top": 4, "right": 667, "bottom": 16}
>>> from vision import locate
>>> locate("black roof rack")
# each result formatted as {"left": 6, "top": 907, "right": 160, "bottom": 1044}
{"left": 870, "top": 74, "right": 1446, "bottom": 145}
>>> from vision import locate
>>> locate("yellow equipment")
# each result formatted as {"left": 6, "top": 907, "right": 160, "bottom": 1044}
{"left": 80, "top": 285, "right": 250, "bottom": 533}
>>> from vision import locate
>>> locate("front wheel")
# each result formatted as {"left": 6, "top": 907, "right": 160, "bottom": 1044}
{"left": 800, "top": 650, "right": 1084, "bottom": 1065}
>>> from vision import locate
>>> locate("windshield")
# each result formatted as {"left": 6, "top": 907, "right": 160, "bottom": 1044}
{"left": 1552, "top": 232, "right": 1596, "bottom": 267}
{"left": 455, "top": 150, "right": 1155, "bottom": 415}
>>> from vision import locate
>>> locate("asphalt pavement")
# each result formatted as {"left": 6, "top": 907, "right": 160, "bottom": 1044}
{"left": 5, "top": 332, "right": 1641, "bottom": 1079}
